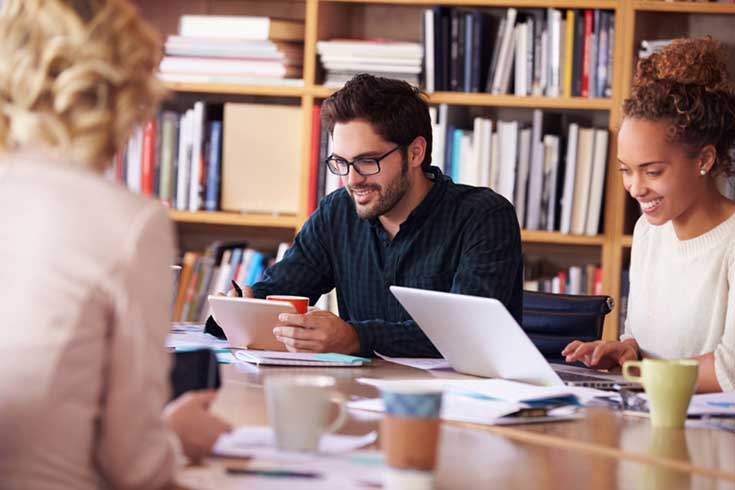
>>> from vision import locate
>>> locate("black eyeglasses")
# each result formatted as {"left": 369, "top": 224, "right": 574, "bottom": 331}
{"left": 325, "top": 145, "right": 403, "bottom": 176}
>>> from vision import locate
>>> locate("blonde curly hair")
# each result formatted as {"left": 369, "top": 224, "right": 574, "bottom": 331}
{"left": 0, "top": 0, "right": 166, "bottom": 170}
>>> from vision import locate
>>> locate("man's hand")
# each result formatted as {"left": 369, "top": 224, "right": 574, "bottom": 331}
{"left": 273, "top": 310, "right": 361, "bottom": 354}
{"left": 562, "top": 339, "right": 639, "bottom": 370}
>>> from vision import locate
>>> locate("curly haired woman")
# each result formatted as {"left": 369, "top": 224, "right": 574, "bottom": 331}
{"left": 0, "top": 1, "right": 230, "bottom": 489}
{"left": 563, "top": 37, "right": 735, "bottom": 393}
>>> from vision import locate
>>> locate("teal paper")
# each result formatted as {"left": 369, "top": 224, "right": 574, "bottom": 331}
{"left": 314, "top": 353, "right": 371, "bottom": 363}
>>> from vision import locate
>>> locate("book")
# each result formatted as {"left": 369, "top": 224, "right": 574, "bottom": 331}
{"left": 571, "top": 127, "right": 595, "bottom": 235}
{"left": 205, "top": 121, "right": 222, "bottom": 211}
{"left": 179, "top": 16, "right": 305, "bottom": 42}
{"left": 584, "top": 129, "right": 610, "bottom": 235}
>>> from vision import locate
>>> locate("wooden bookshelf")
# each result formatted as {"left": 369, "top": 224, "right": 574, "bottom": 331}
{"left": 632, "top": 1, "right": 735, "bottom": 14}
{"left": 521, "top": 230, "right": 606, "bottom": 246}
{"left": 169, "top": 210, "right": 302, "bottom": 229}
{"left": 321, "top": 0, "right": 619, "bottom": 8}
{"left": 162, "top": 81, "right": 308, "bottom": 97}
{"left": 135, "top": 0, "right": 733, "bottom": 340}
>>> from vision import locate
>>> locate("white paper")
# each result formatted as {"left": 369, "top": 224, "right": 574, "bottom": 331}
{"left": 348, "top": 393, "right": 581, "bottom": 426}
{"left": 178, "top": 450, "right": 385, "bottom": 490}
{"left": 357, "top": 377, "right": 595, "bottom": 403}
{"left": 636, "top": 392, "right": 735, "bottom": 416}
{"left": 213, "top": 426, "right": 377, "bottom": 459}
{"left": 689, "top": 392, "right": 735, "bottom": 415}
{"left": 166, "top": 330, "right": 230, "bottom": 350}
{"left": 374, "top": 352, "right": 452, "bottom": 371}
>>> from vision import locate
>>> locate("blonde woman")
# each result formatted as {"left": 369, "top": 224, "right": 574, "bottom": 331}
{"left": 563, "top": 38, "right": 735, "bottom": 393}
{"left": 0, "top": 1, "right": 230, "bottom": 489}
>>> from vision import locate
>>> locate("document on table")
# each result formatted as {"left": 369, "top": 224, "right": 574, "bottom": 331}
{"left": 348, "top": 394, "right": 580, "bottom": 426}
{"left": 357, "top": 377, "right": 606, "bottom": 405}
{"left": 374, "top": 352, "right": 452, "bottom": 371}
{"left": 178, "top": 450, "right": 386, "bottom": 490}
{"left": 688, "top": 392, "right": 735, "bottom": 416}
{"left": 213, "top": 426, "right": 377, "bottom": 459}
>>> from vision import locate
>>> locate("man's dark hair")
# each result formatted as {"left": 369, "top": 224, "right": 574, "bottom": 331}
{"left": 321, "top": 74, "right": 433, "bottom": 171}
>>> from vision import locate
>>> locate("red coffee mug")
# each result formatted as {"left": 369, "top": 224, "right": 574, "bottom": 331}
{"left": 266, "top": 295, "right": 309, "bottom": 314}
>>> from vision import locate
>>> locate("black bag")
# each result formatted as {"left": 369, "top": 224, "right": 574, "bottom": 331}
{"left": 521, "top": 291, "right": 615, "bottom": 361}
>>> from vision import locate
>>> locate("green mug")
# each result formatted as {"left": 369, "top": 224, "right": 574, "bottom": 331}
{"left": 622, "top": 359, "right": 698, "bottom": 428}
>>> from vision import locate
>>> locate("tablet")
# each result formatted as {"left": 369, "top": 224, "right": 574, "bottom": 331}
{"left": 207, "top": 295, "right": 296, "bottom": 351}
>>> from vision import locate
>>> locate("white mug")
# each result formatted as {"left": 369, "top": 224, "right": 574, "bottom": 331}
{"left": 264, "top": 375, "right": 348, "bottom": 452}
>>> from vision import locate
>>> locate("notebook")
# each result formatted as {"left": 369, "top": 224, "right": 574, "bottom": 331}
{"left": 235, "top": 350, "right": 371, "bottom": 367}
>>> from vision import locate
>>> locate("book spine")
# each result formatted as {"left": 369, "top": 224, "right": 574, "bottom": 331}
{"left": 581, "top": 10, "right": 593, "bottom": 98}
{"left": 307, "top": 105, "right": 321, "bottom": 215}
{"left": 205, "top": 121, "right": 222, "bottom": 211}
{"left": 141, "top": 119, "right": 156, "bottom": 196}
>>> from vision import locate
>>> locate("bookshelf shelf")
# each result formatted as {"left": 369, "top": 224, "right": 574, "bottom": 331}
{"left": 162, "top": 81, "right": 307, "bottom": 97}
{"left": 428, "top": 92, "right": 613, "bottom": 110}
{"left": 521, "top": 230, "right": 606, "bottom": 246}
{"left": 311, "top": 86, "right": 613, "bottom": 110}
{"left": 321, "top": 0, "right": 619, "bottom": 9}
{"left": 169, "top": 210, "right": 302, "bottom": 229}
{"left": 632, "top": 1, "right": 735, "bottom": 14}
{"left": 622, "top": 234, "right": 633, "bottom": 248}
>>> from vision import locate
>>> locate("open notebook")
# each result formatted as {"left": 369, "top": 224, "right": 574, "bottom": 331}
{"left": 235, "top": 350, "right": 371, "bottom": 367}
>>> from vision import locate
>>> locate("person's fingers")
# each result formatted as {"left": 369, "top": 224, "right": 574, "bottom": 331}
{"left": 590, "top": 342, "right": 617, "bottom": 366}
{"left": 277, "top": 313, "right": 308, "bottom": 327}
{"left": 277, "top": 336, "right": 321, "bottom": 351}
{"left": 561, "top": 340, "right": 583, "bottom": 356}
{"left": 273, "top": 325, "right": 312, "bottom": 340}
{"left": 185, "top": 390, "right": 218, "bottom": 408}
{"left": 243, "top": 285, "right": 255, "bottom": 298}
{"left": 616, "top": 346, "right": 638, "bottom": 366}
{"left": 565, "top": 342, "right": 598, "bottom": 362}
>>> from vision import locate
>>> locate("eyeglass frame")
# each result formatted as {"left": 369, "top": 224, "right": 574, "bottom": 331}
{"left": 325, "top": 144, "right": 404, "bottom": 177}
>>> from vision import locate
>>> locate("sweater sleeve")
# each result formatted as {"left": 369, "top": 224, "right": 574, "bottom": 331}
{"left": 620, "top": 217, "right": 648, "bottom": 343}
{"left": 714, "top": 251, "right": 735, "bottom": 391}
{"left": 95, "top": 203, "right": 179, "bottom": 490}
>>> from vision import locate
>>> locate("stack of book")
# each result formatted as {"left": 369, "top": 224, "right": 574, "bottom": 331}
{"left": 159, "top": 15, "right": 305, "bottom": 85}
{"left": 422, "top": 7, "right": 614, "bottom": 98}
{"left": 113, "top": 102, "right": 224, "bottom": 212}
{"left": 173, "top": 241, "right": 290, "bottom": 323}
{"left": 429, "top": 106, "right": 609, "bottom": 236}
{"left": 316, "top": 40, "right": 423, "bottom": 87}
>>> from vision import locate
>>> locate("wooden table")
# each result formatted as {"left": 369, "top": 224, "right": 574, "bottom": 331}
{"left": 176, "top": 360, "right": 735, "bottom": 489}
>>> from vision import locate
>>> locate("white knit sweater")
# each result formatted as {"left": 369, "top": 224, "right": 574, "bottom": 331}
{"left": 621, "top": 215, "right": 735, "bottom": 391}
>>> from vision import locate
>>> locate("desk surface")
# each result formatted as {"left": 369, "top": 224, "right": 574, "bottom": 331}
{"left": 177, "top": 360, "right": 735, "bottom": 490}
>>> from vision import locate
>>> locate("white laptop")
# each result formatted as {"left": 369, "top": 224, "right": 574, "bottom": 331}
{"left": 390, "top": 286, "right": 635, "bottom": 389}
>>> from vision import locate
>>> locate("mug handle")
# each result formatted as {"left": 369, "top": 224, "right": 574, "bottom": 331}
{"left": 324, "top": 392, "right": 348, "bottom": 434}
{"left": 622, "top": 360, "right": 643, "bottom": 384}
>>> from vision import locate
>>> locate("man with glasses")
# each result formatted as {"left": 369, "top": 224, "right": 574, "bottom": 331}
{"left": 207, "top": 74, "right": 522, "bottom": 357}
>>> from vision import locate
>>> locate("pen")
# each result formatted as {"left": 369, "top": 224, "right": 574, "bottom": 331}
{"left": 231, "top": 279, "right": 243, "bottom": 297}
{"left": 225, "top": 468, "right": 321, "bottom": 478}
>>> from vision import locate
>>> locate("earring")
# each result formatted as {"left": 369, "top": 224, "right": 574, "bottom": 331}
{"left": 700, "top": 169, "right": 707, "bottom": 176}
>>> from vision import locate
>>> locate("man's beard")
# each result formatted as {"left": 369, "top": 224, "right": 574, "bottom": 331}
{"left": 348, "top": 157, "right": 410, "bottom": 220}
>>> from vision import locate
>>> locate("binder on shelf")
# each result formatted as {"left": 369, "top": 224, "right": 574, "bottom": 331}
{"left": 221, "top": 102, "right": 302, "bottom": 215}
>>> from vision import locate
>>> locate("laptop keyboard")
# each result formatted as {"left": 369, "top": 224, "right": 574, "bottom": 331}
{"left": 558, "top": 371, "right": 613, "bottom": 383}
